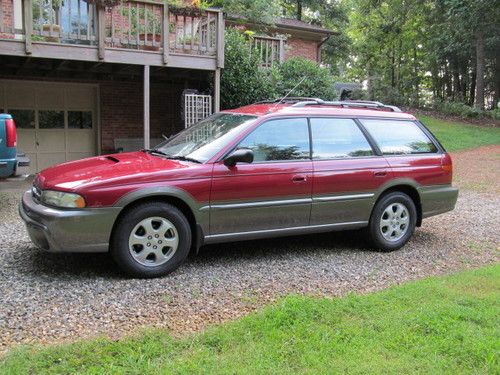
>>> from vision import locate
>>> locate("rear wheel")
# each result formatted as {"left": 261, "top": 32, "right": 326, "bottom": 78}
{"left": 367, "top": 192, "right": 417, "bottom": 251}
{"left": 111, "top": 202, "right": 191, "bottom": 278}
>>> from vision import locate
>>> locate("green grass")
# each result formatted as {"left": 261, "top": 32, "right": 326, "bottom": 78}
{"left": 419, "top": 115, "right": 500, "bottom": 151}
{"left": 2, "top": 265, "right": 499, "bottom": 375}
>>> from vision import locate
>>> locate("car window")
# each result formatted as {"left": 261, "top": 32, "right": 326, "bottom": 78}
{"left": 237, "top": 118, "right": 310, "bottom": 162}
{"left": 361, "top": 120, "right": 437, "bottom": 155}
{"left": 360, "top": 119, "right": 438, "bottom": 155}
{"left": 310, "top": 118, "right": 374, "bottom": 159}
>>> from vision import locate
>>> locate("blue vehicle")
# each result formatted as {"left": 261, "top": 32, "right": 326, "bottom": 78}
{"left": 0, "top": 114, "right": 30, "bottom": 178}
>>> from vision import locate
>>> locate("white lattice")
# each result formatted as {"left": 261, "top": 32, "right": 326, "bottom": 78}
{"left": 184, "top": 93, "right": 212, "bottom": 128}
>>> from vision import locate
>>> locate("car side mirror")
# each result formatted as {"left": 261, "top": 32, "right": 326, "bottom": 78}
{"left": 223, "top": 148, "right": 254, "bottom": 167}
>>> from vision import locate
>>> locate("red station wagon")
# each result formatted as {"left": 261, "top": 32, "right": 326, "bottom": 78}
{"left": 19, "top": 99, "right": 458, "bottom": 278}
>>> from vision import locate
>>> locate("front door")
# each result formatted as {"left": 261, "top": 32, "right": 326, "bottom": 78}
{"left": 210, "top": 118, "right": 313, "bottom": 235}
{"left": 310, "top": 117, "right": 391, "bottom": 225}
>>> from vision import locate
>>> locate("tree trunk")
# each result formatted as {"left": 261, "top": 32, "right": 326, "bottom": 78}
{"left": 296, "top": 0, "right": 302, "bottom": 21}
{"left": 474, "top": 30, "right": 485, "bottom": 110}
{"left": 493, "top": 50, "right": 500, "bottom": 109}
{"left": 469, "top": 68, "right": 476, "bottom": 107}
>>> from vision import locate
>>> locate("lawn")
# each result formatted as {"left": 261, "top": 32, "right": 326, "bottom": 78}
{"left": 419, "top": 115, "right": 500, "bottom": 152}
{"left": 1, "top": 265, "right": 498, "bottom": 374}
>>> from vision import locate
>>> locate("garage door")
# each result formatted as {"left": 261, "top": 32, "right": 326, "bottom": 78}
{"left": 0, "top": 80, "right": 98, "bottom": 173}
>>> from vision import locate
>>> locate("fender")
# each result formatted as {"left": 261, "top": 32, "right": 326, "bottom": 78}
{"left": 114, "top": 186, "right": 210, "bottom": 237}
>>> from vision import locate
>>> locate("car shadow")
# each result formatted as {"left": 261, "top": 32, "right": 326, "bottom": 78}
{"left": 20, "top": 229, "right": 371, "bottom": 279}
{"left": 194, "top": 229, "right": 372, "bottom": 262}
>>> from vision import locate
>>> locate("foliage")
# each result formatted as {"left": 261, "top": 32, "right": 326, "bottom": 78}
{"left": 419, "top": 115, "right": 500, "bottom": 151}
{"left": 344, "top": 0, "right": 500, "bottom": 110}
{"left": 272, "top": 57, "right": 337, "bottom": 100}
{"left": 1, "top": 265, "right": 499, "bottom": 373}
{"left": 219, "top": 29, "right": 278, "bottom": 109}
{"left": 202, "top": 0, "right": 281, "bottom": 24}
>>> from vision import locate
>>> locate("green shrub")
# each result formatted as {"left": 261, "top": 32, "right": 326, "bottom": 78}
{"left": 432, "top": 100, "right": 484, "bottom": 119}
{"left": 272, "top": 57, "right": 337, "bottom": 100}
{"left": 220, "top": 29, "right": 277, "bottom": 110}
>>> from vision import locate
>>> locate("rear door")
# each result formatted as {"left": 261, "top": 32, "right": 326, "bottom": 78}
{"left": 310, "top": 117, "right": 391, "bottom": 225}
{"left": 210, "top": 117, "right": 313, "bottom": 235}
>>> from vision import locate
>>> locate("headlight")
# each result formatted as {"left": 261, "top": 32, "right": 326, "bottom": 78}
{"left": 41, "top": 190, "right": 86, "bottom": 208}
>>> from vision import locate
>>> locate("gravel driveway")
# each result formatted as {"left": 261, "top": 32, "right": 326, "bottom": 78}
{"left": 1, "top": 146, "right": 499, "bottom": 354}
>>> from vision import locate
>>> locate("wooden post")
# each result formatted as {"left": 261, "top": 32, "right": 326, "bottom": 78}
{"left": 23, "top": 0, "right": 33, "bottom": 54}
{"left": 216, "top": 11, "right": 224, "bottom": 68}
{"left": 214, "top": 68, "right": 221, "bottom": 112}
{"left": 144, "top": 65, "right": 150, "bottom": 150}
{"left": 97, "top": 6, "right": 105, "bottom": 60}
{"left": 163, "top": 3, "right": 169, "bottom": 64}
{"left": 279, "top": 38, "right": 285, "bottom": 63}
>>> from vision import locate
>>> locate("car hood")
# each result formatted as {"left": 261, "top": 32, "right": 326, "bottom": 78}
{"left": 35, "top": 152, "right": 197, "bottom": 192}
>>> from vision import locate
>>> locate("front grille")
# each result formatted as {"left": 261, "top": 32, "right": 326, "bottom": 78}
{"left": 32, "top": 186, "right": 42, "bottom": 202}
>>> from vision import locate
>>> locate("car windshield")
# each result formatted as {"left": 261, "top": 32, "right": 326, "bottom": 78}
{"left": 151, "top": 113, "right": 257, "bottom": 163}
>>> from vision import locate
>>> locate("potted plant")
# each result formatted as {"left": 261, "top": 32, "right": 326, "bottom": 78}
{"left": 83, "top": 0, "right": 121, "bottom": 7}
{"left": 33, "top": 0, "right": 64, "bottom": 42}
{"left": 121, "top": 6, "right": 162, "bottom": 51}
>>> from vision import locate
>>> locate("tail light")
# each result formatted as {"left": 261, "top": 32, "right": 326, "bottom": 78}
{"left": 441, "top": 153, "right": 453, "bottom": 174}
{"left": 5, "top": 118, "right": 17, "bottom": 148}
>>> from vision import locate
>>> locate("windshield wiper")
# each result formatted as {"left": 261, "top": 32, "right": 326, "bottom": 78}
{"left": 165, "top": 155, "right": 202, "bottom": 164}
{"left": 143, "top": 149, "right": 201, "bottom": 163}
{"left": 143, "top": 148, "right": 169, "bottom": 156}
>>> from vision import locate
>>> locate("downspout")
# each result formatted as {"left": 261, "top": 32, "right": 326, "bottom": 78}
{"left": 317, "top": 34, "right": 331, "bottom": 64}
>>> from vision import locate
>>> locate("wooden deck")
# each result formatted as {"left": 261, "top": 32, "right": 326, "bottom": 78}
{"left": 0, "top": 0, "right": 224, "bottom": 71}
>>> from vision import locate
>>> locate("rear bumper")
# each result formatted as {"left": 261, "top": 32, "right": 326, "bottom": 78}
{"left": 19, "top": 190, "right": 121, "bottom": 253}
{"left": 418, "top": 184, "right": 459, "bottom": 218}
{"left": 0, "top": 158, "right": 16, "bottom": 178}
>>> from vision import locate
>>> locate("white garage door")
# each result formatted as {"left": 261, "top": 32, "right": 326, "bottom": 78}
{"left": 0, "top": 80, "right": 98, "bottom": 173}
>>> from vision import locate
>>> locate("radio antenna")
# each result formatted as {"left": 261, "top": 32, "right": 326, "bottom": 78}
{"left": 270, "top": 75, "right": 308, "bottom": 112}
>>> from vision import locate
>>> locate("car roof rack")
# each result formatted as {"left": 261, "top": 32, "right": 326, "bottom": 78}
{"left": 256, "top": 97, "right": 325, "bottom": 104}
{"left": 291, "top": 99, "right": 402, "bottom": 112}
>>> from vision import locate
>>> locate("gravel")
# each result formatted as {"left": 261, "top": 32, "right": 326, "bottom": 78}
{"left": 0, "top": 149, "right": 499, "bottom": 354}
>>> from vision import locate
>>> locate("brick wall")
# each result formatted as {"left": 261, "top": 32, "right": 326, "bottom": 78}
{"left": 285, "top": 38, "right": 318, "bottom": 62}
{"left": 100, "top": 80, "right": 184, "bottom": 153}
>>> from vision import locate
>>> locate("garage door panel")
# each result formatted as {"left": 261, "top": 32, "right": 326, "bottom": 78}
{"left": 67, "top": 88, "right": 96, "bottom": 110}
{"left": 37, "top": 153, "right": 67, "bottom": 171}
{"left": 17, "top": 130, "right": 37, "bottom": 153}
{"left": 68, "top": 152, "right": 94, "bottom": 162}
{"left": 37, "top": 131, "right": 66, "bottom": 152}
{"left": 36, "top": 87, "right": 65, "bottom": 110}
{"left": 67, "top": 130, "right": 95, "bottom": 153}
{"left": 4, "top": 84, "right": 35, "bottom": 108}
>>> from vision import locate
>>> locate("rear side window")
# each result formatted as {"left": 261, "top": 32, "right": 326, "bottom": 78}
{"left": 310, "top": 118, "right": 374, "bottom": 159}
{"left": 237, "top": 118, "right": 310, "bottom": 162}
{"left": 361, "top": 119, "right": 438, "bottom": 155}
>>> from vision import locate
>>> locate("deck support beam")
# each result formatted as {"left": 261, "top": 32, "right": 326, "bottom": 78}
{"left": 214, "top": 68, "right": 221, "bottom": 112}
{"left": 143, "top": 65, "right": 150, "bottom": 149}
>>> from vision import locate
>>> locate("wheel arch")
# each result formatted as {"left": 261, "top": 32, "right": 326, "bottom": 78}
{"left": 374, "top": 182, "right": 422, "bottom": 227}
{"left": 110, "top": 188, "right": 208, "bottom": 252}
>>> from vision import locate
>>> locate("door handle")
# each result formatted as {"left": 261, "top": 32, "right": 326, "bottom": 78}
{"left": 374, "top": 171, "right": 387, "bottom": 178}
{"left": 292, "top": 174, "right": 307, "bottom": 183}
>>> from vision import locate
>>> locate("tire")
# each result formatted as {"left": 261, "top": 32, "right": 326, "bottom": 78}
{"left": 367, "top": 192, "right": 417, "bottom": 252}
{"left": 110, "top": 202, "right": 192, "bottom": 278}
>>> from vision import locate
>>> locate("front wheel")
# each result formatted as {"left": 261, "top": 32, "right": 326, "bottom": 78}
{"left": 110, "top": 202, "right": 192, "bottom": 278}
{"left": 367, "top": 192, "right": 417, "bottom": 252}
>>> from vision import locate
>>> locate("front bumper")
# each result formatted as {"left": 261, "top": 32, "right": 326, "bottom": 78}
{"left": 19, "top": 190, "right": 122, "bottom": 253}
{"left": 419, "top": 184, "right": 459, "bottom": 218}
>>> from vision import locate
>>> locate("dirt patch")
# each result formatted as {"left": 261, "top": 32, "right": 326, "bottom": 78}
{"left": 451, "top": 145, "right": 500, "bottom": 194}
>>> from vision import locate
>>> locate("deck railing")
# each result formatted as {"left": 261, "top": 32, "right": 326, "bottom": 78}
{"left": 0, "top": 0, "right": 223, "bottom": 65}
{"left": 251, "top": 35, "right": 285, "bottom": 68}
